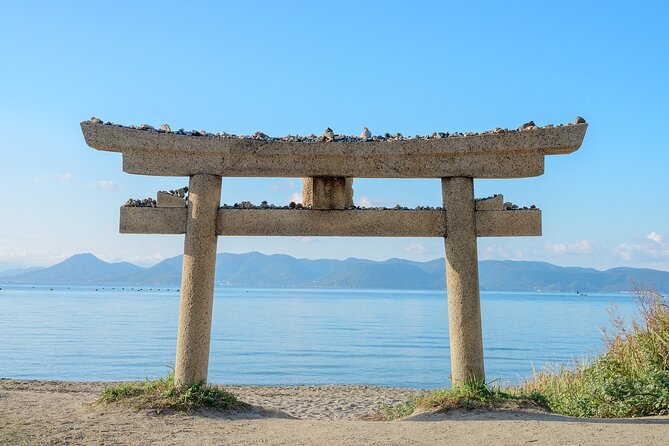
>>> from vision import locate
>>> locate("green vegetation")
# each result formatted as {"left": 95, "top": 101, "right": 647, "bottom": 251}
{"left": 381, "top": 290, "right": 669, "bottom": 419}
{"left": 378, "top": 378, "right": 541, "bottom": 420}
{"left": 520, "top": 290, "right": 669, "bottom": 417}
{"left": 99, "top": 371, "right": 250, "bottom": 412}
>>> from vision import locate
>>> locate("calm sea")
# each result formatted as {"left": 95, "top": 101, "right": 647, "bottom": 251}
{"left": 0, "top": 286, "right": 638, "bottom": 388}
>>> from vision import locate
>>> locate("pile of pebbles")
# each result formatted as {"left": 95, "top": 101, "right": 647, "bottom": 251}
{"left": 88, "top": 117, "right": 586, "bottom": 143}
{"left": 221, "top": 201, "right": 444, "bottom": 211}
{"left": 124, "top": 198, "right": 156, "bottom": 207}
{"left": 475, "top": 194, "right": 501, "bottom": 202}
{"left": 504, "top": 202, "right": 538, "bottom": 211}
{"left": 160, "top": 187, "right": 188, "bottom": 198}
{"left": 124, "top": 198, "right": 537, "bottom": 210}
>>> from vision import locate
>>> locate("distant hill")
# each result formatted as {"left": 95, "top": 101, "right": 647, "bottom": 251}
{"left": 0, "top": 261, "right": 25, "bottom": 273}
{"left": 1, "top": 252, "right": 668, "bottom": 292}
{"left": 0, "top": 266, "right": 44, "bottom": 278}
{"left": 3, "top": 253, "right": 143, "bottom": 285}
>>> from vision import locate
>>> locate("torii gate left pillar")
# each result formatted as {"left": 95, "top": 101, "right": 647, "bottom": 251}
{"left": 443, "top": 177, "right": 484, "bottom": 381}
{"left": 174, "top": 174, "right": 221, "bottom": 386}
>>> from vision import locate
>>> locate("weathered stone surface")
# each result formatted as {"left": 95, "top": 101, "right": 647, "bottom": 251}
{"left": 475, "top": 209, "right": 541, "bottom": 237}
{"left": 218, "top": 209, "right": 445, "bottom": 237}
{"left": 119, "top": 207, "right": 541, "bottom": 238}
{"left": 174, "top": 174, "right": 222, "bottom": 388}
{"left": 81, "top": 121, "right": 587, "bottom": 179}
{"left": 156, "top": 191, "right": 186, "bottom": 208}
{"left": 475, "top": 195, "right": 504, "bottom": 211}
{"left": 302, "top": 177, "right": 354, "bottom": 209}
{"left": 442, "top": 177, "right": 485, "bottom": 384}
{"left": 120, "top": 206, "right": 186, "bottom": 234}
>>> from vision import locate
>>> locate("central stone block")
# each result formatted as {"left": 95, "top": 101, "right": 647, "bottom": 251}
{"left": 302, "top": 177, "right": 354, "bottom": 210}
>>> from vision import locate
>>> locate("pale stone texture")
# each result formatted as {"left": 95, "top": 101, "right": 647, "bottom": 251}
{"left": 442, "top": 177, "right": 485, "bottom": 383}
{"left": 156, "top": 191, "right": 186, "bottom": 207}
{"left": 81, "top": 121, "right": 587, "bottom": 179}
{"left": 475, "top": 195, "right": 503, "bottom": 211}
{"left": 174, "top": 174, "right": 222, "bottom": 388}
{"left": 476, "top": 209, "right": 541, "bottom": 237}
{"left": 119, "top": 207, "right": 541, "bottom": 238}
{"left": 120, "top": 206, "right": 186, "bottom": 234}
{"left": 302, "top": 177, "right": 354, "bottom": 209}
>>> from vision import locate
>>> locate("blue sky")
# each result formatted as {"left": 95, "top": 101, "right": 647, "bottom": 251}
{"left": 0, "top": 1, "right": 667, "bottom": 270}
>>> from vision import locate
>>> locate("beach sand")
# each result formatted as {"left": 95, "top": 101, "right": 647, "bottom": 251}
{"left": 1, "top": 379, "right": 667, "bottom": 445}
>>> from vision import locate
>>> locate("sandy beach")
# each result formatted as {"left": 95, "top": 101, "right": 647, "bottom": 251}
{"left": 1, "top": 379, "right": 667, "bottom": 445}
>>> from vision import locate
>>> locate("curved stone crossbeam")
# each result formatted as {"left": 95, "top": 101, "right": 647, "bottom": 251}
{"left": 82, "top": 121, "right": 587, "bottom": 179}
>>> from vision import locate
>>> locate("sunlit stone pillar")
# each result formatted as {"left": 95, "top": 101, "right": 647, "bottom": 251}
{"left": 442, "top": 177, "right": 485, "bottom": 385}
{"left": 174, "top": 174, "right": 222, "bottom": 388}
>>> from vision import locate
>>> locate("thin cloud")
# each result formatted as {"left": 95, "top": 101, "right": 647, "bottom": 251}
{"left": 91, "top": 180, "right": 124, "bottom": 191}
{"left": 34, "top": 172, "right": 73, "bottom": 183}
{"left": 545, "top": 240, "right": 593, "bottom": 254}
{"left": 357, "top": 195, "right": 389, "bottom": 208}
{"left": 480, "top": 244, "right": 527, "bottom": 260}
{"left": 616, "top": 236, "right": 669, "bottom": 263}
{"left": 404, "top": 242, "right": 428, "bottom": 255}
{"left": 271, "top": 180, "right": 297, "bottom": 190}
{"left": 54, "top": 172, "right": 73, "bottom": 181}
{"left": 647, "top": 232, "right": 663, "bottom": 243}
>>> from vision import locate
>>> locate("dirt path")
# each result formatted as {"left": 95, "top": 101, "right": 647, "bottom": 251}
{"left": 1, "top": 379, "right": 667, "bottom": 445}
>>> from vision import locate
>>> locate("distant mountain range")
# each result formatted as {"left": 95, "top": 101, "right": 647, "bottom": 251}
{"left": 1, "top": 252, "right": 668, "bottom": 292}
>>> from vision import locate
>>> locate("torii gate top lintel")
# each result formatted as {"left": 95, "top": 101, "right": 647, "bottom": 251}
{"left": 80, "top": 119, "right": 587, "bottom": 179}
{"left": 81, "top": 117, "right": 587, "bottom": 389}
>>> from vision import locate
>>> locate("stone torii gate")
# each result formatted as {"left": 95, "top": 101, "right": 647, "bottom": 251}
{"left": 81, "top": 118, "right": 587, "bottom": 388}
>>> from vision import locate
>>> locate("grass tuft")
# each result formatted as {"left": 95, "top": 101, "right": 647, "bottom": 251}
{"left": 99, "top": 371, "right": 250, "bottom": 413}
{"left": 379, "top": 378, "right": 541, "bottom": 420}
{"left": 520, "top": 290, "right": 669, "bottom": 418}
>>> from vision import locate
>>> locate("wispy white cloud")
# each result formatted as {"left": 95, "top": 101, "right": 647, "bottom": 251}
{"left": 100, "top": 252, "right": 167, "bottom": 266}
{"left": 357, "top": 195, "right": 390, "bottom": 208}
{"left": 33, "top": 172, "right": 74, "bottom": 183}
{"left": 90, "top": 180, "right": 124, "bottom": 191}
{"left": 404, "top": 242, "right": 428, "bottom": 255}
{"left": 545, "top": 240, "right": 594, "bottom": 254}
{"left": 616, "top": 233, "right": 669, "bottom": 264}
{"left": 647, "top": 232, "right": 663, "bottom": 243}
{"left": 54, "top": 172, "right": 73, "bottom": 181}
{"left": 480, "top": 244, "right": 527, "bottom": 260}
{"left": 271, "top": 180, "right": 297, "bottom": 191}
{"left": 0, "top": 249, "right": 72, "bottom": 267}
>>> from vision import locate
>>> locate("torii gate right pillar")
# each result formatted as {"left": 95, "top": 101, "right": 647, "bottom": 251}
{"left": 442, "top": 177, "right": 485, "bottom": 384}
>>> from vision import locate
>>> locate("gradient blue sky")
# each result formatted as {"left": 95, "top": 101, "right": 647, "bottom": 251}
{"left": 0, "top": 1, "right": 667, "bottom": 270}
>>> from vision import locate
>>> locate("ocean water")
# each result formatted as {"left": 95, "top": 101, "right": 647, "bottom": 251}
{"left": 0, "top": 285, "right": 639, "bottom": 388}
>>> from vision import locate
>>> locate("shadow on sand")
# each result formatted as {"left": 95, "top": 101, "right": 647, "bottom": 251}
{"left": 404, "top": 409, "right": 669, "bottom": 425}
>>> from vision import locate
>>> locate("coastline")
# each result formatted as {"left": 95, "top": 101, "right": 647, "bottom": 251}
{"left": 2, "top": 379, "right": 668, "bottom": 445}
